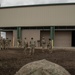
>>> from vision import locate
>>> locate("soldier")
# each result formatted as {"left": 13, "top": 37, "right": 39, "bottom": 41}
{"left": 47, "top": 38, "right": 52, "bottom": 53}
{"left": 0, "top": 39, "right": 2, "bottom": 50}
{"left": 0, "top": 37, "right": 3, "bottom": 50}
{"left": 17, "top": 39, "right": 22, "bottom": 48}
{"left": 5, "top": 38, "right": 9, "bottom": 49}
{"left": 6, "top": 39, "right": 11, "bottom": 48}
{"left": 30, "top": 37, "right": 36, "bottom": 55}
{"left": 24, "top": 38, "right": 28, "bottom": 53}
{"left": 9, "top": 40, "right": 11, "bottom": 48}
{"left": 2, "top": 38, "right": 6, "bottom": 50}
{"left": 41, "top": 37, "right": 46, "bottom": 52}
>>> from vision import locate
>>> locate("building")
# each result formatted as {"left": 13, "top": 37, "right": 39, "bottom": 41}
{"left": 0, "top": 3, "right": 75, "bottom": 47}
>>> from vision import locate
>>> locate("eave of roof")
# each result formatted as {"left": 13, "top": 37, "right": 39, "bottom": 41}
{"left": 0, "top": 3, "right": 75, "bottom": 9}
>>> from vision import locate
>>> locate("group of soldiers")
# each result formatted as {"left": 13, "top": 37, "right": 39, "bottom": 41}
{"left": 23, "top": 37, "right": 52, "bottom": 55}
{"left": 0, "top": 37, "right": 52, "bottom": 55}
{"left": 0, "top": 37, "right": 11, "bottom": 50}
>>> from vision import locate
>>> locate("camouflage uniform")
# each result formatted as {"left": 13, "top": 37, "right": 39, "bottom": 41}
{"left": 0, "top": 38, "right": 3, "bottom": 50}
{"left": 30, "top": 38, "right": 36, "bottom": 55}
{"left": 0, "top": 39, "right": 1, "bottom": 50}
{"left": 47, "top": 38, "right": 52, "bottom": 53}
{"left": 41, "top": 37, "right": 46, "bottom": 52}
{"left": 9, "top": 40, "right": 11, "bottom": 48}
{"left": 5, "top": 38, "right": 9, "bottom": 49}
{"left": 17, "top": 39, "right": 22, "bottom": 48}
{"left": 24, "top": 38, "right": 28, "bottom": 53}
{"left": 2, "top": 39, "right": 6, "bottom": 49}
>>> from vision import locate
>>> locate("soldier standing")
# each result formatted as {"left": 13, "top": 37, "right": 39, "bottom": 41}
{"left": 17, "top": 39, "right": 22, "bottom": 48}
{"left": 41, "top": 37, "right": 46, "bottom": 52}
{"left": 30, "top": 37, "right": 36, "bottom": 55}
{"left": 17, "top": 39, "right": 19, "bottom": 47}
{"left": 24, "top": 38, "right": 28, "bottom": 53}
{"left": 2, "top": 38, "right": 6, "bottom": 50}
{"left": 5, "top": 38, "right": 9, "bottom": 49}
{"left": 0, "top": 37, "right": 3, "bottom": 50}
{"left": 0, "top": 39, "right": 2, "bottom": 50}
{"left": 9, "top": 40, "right": 11, "bottom": 48}
{"left": 47, "top": 38, "right": 52, "bottom": 53}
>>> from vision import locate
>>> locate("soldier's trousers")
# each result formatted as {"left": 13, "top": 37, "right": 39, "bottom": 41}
{"left": 47, "top": 46, "right": 52, "bottom": 53}
{"left": 24, "top": 46, "right": 28, "bottom": 54}
{"left": 30, "top": 46, "right": 35, "bottom": 54}
{"left": 42, "top": 44, "right": 46, "bottom": 52}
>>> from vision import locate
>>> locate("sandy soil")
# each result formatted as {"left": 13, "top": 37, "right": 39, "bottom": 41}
{"left": 0, "top": 48, "right": 75, "bottom": 75}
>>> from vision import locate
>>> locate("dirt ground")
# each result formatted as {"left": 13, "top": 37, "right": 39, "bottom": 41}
{"left": 0, "top": 48, "right": 75, "bottom": 75}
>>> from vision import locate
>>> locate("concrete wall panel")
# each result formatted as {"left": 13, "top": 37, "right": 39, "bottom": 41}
{"left": 0, "top": 5, "right": 75, "bottom": 27}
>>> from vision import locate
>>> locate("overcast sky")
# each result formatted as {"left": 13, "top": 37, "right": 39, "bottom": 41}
{"left": 0, "top": 0, "right": 75, "bottom": 7}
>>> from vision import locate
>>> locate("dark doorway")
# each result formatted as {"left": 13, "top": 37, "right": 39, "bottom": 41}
{"left": 72, "top": 31, "right": 75, "bottom": 47}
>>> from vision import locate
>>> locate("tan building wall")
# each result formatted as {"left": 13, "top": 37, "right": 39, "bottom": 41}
{"left": 6, "top": 30, "right": 72, "bottom": 47}
{"left": 40, "top": 31, "right": 72, "bottom": 47}
{"left": 22, "top": 30, "right": 40, "bottom": 47}
{"left": 9, "top": 29, "right": 40, "bottom": 47}
{"left": 0, "top": 4, "right": 75, "bottom": 27}
{"left": 54, "top": 31, "right": 72, "bottom": 47}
